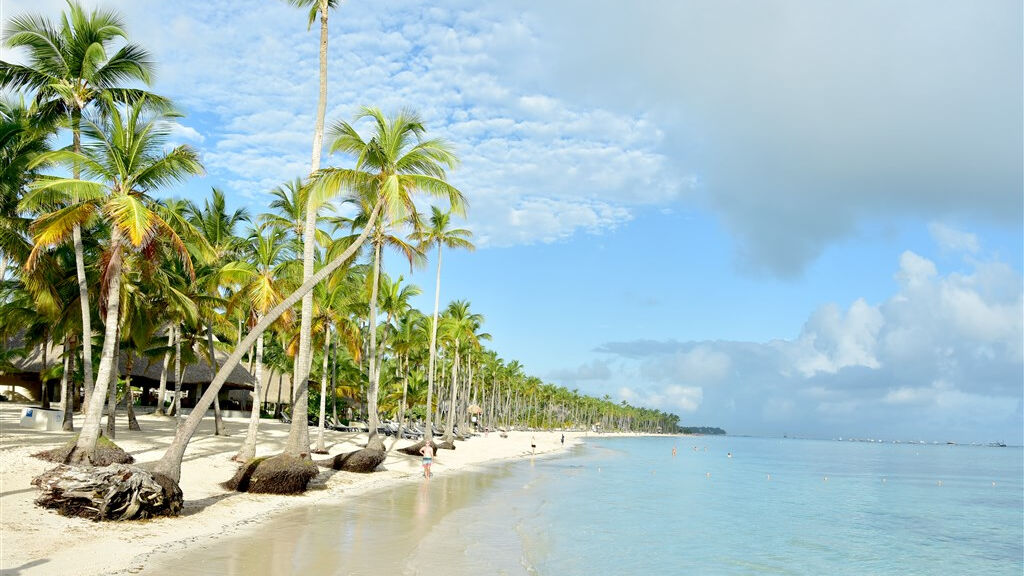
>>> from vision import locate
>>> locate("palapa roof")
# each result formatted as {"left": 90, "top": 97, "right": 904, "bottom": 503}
{"left": 4, "top": 334, "right": 255, "bottom": 388}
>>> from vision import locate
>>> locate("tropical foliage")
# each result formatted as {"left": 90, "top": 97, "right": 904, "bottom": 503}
{"left": 0, "top": 1, "right": 682, "bottom": 508}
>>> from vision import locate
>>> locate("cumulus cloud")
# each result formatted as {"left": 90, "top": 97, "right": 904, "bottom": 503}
{"left": 590, "top": 246, "right": 1023, "bottom": 441}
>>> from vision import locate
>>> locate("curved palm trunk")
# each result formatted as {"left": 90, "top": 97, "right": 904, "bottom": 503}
{"left": 153, "top": 197, "right": 383, "bottom": 483}
{"left": 284, "top": 0, "right": 331, "bottom": 459}
{"left": 424, "top": 243, "right": 443, "bottom": 443}
{"left": 314, "top": 330, "right": 330, "bottom": 453}
{"left": 74, "top": 230, "right": 123, "bottom": 458}
{"left": 444, "top": 340, "right": 460, "bottom": 440}
{"left": 233, "top": 328, "right": 264, "bottom": 462}
{"left": 154, "top": 328, "right": 173, "bottom": 415}
{"left": 364, "top": 238, "right": 385, "bottom": 451}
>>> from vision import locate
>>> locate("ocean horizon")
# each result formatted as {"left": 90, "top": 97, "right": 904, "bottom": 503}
{"left": 148, "top": 435, "right": 1024, "bottom": 575}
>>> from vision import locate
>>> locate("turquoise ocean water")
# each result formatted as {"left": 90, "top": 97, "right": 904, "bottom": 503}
{"left": 152, "top": 436, "right": 1024, "bottom": 575}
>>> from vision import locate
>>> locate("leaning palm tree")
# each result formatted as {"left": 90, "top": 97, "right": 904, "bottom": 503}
{"left": 153, "top": 107, "right": 463, "bottom": 487}
{"left": 23, "top": 95, "right": 202, "bottom": 464}
{"left": 409, "top": 206, "right": 473, "bottom": 444}
{"left": 277, "top": 106, "right": 464, "bottom": 460}
{"left": 1, "top": 1, "right": 163, "bottom": 411}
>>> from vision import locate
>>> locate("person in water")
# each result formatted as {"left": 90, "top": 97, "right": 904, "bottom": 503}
{"left": 419, "top": 442, "right": 434, "bottom": 478}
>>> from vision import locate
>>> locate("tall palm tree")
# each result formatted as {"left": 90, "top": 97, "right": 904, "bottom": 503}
{"left": 154, "top": 107, "right": 462, "bottom": 482}
{"left": 221, "top": 224, "right": 294, "bottom": 462}
{"left": 23, "top": 95, "right": 201, "bottom": 463}
{"left": 439, "top": 300, "right": 487, "bottom": 441}
{"left": 409, "top": 206, "right": 473, "bottom": 444}
{"left": 1, "top": 1, "right": 163, "bottom": 411}
{"left": 283, "top": 0, "right": 343, "bottom": 463}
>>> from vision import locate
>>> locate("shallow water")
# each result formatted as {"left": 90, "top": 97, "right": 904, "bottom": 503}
{"left": 150, "top": 436, "right": 1024, "bottom": 575}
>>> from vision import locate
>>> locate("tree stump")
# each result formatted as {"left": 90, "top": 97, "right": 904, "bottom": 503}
{"left": 34, "top": 434, "right": 134, "bottom": 466}
{"left": 224, "top": 454, "right": 319, "bottom": 494}
{"left": 327, "top": 448, "right": 386, "bottom": 473}
{"left": 32, "top": 464, "right": 182, "bottom": 521}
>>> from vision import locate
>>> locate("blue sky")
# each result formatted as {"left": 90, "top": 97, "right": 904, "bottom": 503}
{"left": 3, "top": 0, "right": 1022, "bottom": 442}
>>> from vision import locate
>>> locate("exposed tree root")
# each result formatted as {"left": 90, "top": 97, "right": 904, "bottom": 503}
{"left": 223, "top": 454, "right": 319, "bottom": 494}
{"left": 32, "top": 464, "right": 182, "bottom": 521}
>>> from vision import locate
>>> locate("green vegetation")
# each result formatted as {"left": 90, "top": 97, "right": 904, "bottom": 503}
{"left": 0, "top": 1, "right": 683, "bottom": 488}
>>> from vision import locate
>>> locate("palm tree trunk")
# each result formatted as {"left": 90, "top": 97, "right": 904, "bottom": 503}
{"left": 61, "top": 338, "right": 75, "bottom": 431}
{"left": 314, "top": 330, "right": 330, "bottom": 453}
{"left": 330, "top": 339, "right": 338, "bottom": 425}
{"left": 283, "top": 0, "right": 331, "bottom": 459}
{"left": 106, "top": 335, "right": 120, "bottom": 439}
{"left": 71, "top": 112, "right": 96, "bottom": 413}
{"left": 363, "top": 238, "right": 385, "bottom": 451}
{"left": 124, "top": 354, "right": 141, "bottom": 431}
{"left": 444, "top": 340, "right": 460, "bottom": 439}
{"left": 153, "top": 196, "right": 384, "bottom": 483}
{"left": 74, "top": 230, "right": 123, "bottom": 459}
{"left": 171, "top": 328, "right": 182, "bottom": 421}
{"left": 155, "top": 327, "right": 173, "bottom": 416}
{"left": 0, "top": 253, "right": 8, "bottom": 285}
{"left": 388, "top": 354, "right": 409, "bottom": 453}
{"left": 205, "top": 323, "right": 225, "bottom": 435}
{"left": 40, "top": 335, "right": 50, "bottom": 410}
{"left": 424, "top": 243, "right": 443, "bottom": 442}
{"left": 234, "top": 328, "right": 264, "bottom": 462}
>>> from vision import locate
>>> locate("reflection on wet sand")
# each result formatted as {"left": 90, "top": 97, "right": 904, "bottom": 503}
{"left": 146, "top": 463, "right": 519, "bottom": 576}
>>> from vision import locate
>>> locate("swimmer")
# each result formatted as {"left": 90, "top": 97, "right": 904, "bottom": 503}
{"left": 727, "top": 452, "right": 732, "bottom": 458}
{"left": 672, "top": 446, "right": 677, "bottom": 457}
{"left": 705, "top": 472, "right": 711, "bottom": 479}
{"left": 766, "top": 474, "right": 771, "bottom": 481}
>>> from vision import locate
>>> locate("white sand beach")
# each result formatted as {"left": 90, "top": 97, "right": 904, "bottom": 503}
{"left": 0, "top": 404, "right": 592, "bottom": 576}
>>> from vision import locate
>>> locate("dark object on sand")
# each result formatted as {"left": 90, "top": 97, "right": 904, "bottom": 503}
{"left": 326, "top": 448, "right": 387, "bottom": 473}
{"left": 397, "top": 439, "right": 443, "bottom": 456}
{"left": 224, "top": 454, "right": 319, "bottom": 494}
{"left": 33, "top": 464, "right": 182, "bottom": 520}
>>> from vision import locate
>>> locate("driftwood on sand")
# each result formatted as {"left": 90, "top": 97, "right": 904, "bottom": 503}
{"left": 32, "top": 464, "right": 182, "bottom": 521}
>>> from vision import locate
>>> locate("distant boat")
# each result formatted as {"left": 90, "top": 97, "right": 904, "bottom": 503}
{"left": 987, "top": 442, "right": 1007, "bottom": 448}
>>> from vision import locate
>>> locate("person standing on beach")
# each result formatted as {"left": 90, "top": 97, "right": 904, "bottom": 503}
{"left": 420, "top": 443, "right": 434, "bottom": 478}
{"left": 531, "top": 436, "right": 537, "bottom": 454}
{"left": 561, "top": 434, "right": 565, "bottom": 446}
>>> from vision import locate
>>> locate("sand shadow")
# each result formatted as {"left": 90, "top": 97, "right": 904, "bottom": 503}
{"left": 0, "top": 558, "right": 49, "bottom": 575}
{"left": 179, "top": 491, "right": 238, "bottom": 517}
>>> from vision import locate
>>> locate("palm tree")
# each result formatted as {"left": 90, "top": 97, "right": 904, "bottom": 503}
{"left": 221, "top": 224, "right": 294, "bottom": 462}
{"left": 282, "top": 0, "right": 344, "bottom": 464}
{"left": 439, "top": 300, "right": 487, "bottom": 441}
{"left": 153, "top": 107, "right": 462, "bottom": 483}
{"left": 23, "top": 95, "right": 201, "bottom": 463}
{"left": 1, "top": 1, "right": 163, "bottom": 411}
{"left": 410, "top": 206, "right": 473, "bottom": 444}
{"left": 188, "top": 188, "right": 250, "bottom": 435}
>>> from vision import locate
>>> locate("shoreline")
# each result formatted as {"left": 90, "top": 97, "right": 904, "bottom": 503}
{"left": 0, "top": 404, "right": 659, "bottom": 576}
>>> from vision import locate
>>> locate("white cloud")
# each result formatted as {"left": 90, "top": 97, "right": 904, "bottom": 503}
{"left": 928, "top": 222, "right": 980, "bottom": 255}
{"left": 592, "top": 243, "right": 1023, "bottom": 441}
